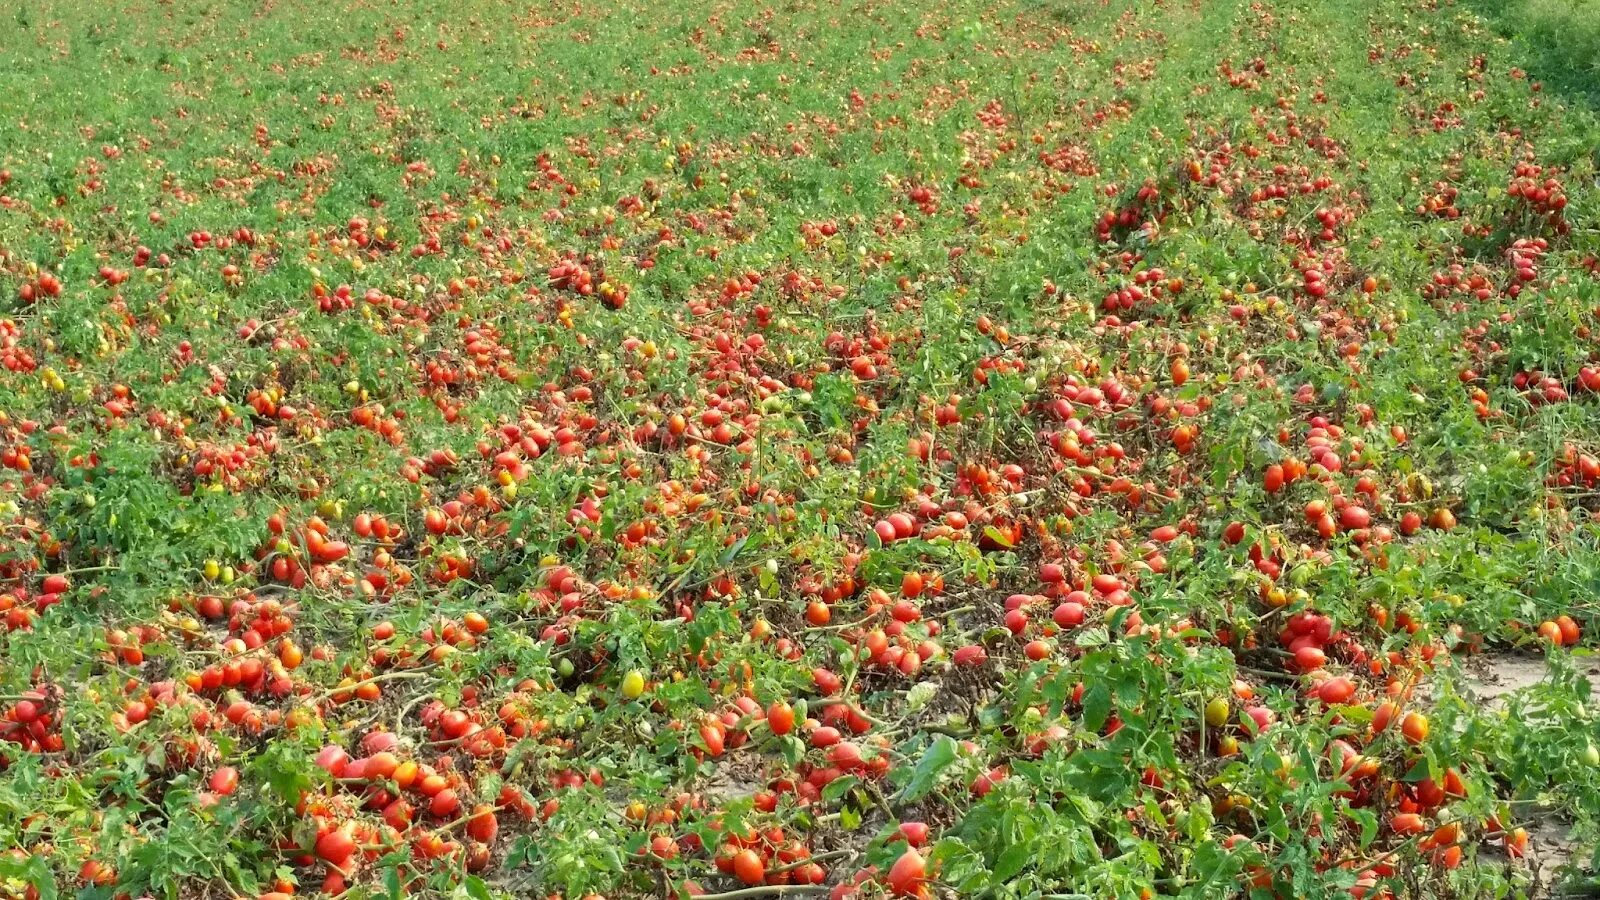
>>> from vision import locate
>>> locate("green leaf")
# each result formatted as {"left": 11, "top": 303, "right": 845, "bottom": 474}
{"left": 994, "top": 840, "right": 1031, "bottom": 881}
{"left": 1081, "top": 682, "right": 1112, "bottom": 732}
{"left": 1189, "top": 840, "right": 1236, "bottom": 890}
{"left": 1336, "top": 703, "right": 1373, "bottom": 725}
{"left": 898, "top": 735, "right": 959, "bottom": 803}
{"left": 1075, "top": 626, "right": 1109, "bottom": 648}
{"left": 822, "top": 774, "right": 860, "bottom": 803}
{"left": 458, "top": 875, "right": 493, "bottom": 900}
{"left": 978, "top": 703, "right": 1007, "bottom": 729}
{"left": 0, "top": 852, "right": 57, "bottom": 900}
{"left": 718, "top": 534, "right": 751, "bottom": 566}
{"left": 778, "top": 734, "right": 806, "bottom": 768}
{"left": 840, "top": 805, "right": 862, "bottom": 830}
{"left": 981, "top": 524, "right": 1015, "bottom": 548}
{"left": 1350, "top": 808, "right": 1379, "bottom": 849}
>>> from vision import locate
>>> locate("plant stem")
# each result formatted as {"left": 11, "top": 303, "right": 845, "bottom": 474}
{"left": 308, "top": 666, "right": 436, "bottom": 705}
{"left": 686, "top": 886, "right": 830, "bottom": 900}
{"left": 765, "top": 848, "right": 855, "bottom": 875}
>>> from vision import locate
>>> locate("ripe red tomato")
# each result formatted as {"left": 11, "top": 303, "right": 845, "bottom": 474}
{"left": 900, "top": 571, "right": 924, "bottom": 597}
{"left": 466, "top": 804, "right": 498, "bottom": 843}
{"left": 809, "top": 726, "right": 842, "bottom": 748}
{"left": 732, "top": 848, "right": 765, "bottom": 885}
{"left": 1318, "top": 677, "right": 1356, "bottom": 705}
{"left": 886, "top": 847, "right": 927, "bottom": 896}
{"left": 208, "top": 766, "right": 239, "bottom": 795}
{"left": 430, "top": 788, "right": 461, "bottom": 818}
{"left": 1556, "top": 615, "right": 1581, "bottom": 645}
{"left": 1538, "top": 621, "right": 1564, "bottom": 644}
{"left": 953, "top": 645, "right": 988, "bottom": 667}
{"left": 315, "top": 827, "right": 356, "bottom": 865}
{"left": 1401, "top": 712, "right": 1429, "bottom": 744}
{"left": 1293, "top": 646, "right": 1327, "bottom": 672}
{"left": 1340, "top": 505, "right": 1371, "bottom": 530}
{"left": 768, "top": 701, "right": 795, "bottom": 736}
{"left": 1391, "top": 813, "right": 1426, "bottom": 835}
{"left": 1052, "top": 601, "right": 1085, "bottom": 628}
{"left": 805, "top": 600, "right": 831, "bottom": 626}
{"left": 1264, "top": 464, "right": 1286, "bottom": 493}
{"left": 699, "top": 721, "right": 726, "bottom": 757}
{"left": 897, "top": 821, "right": 930, "bottom": 846}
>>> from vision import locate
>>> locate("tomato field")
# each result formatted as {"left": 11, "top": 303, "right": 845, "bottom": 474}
{"left": 2, "top": 0, "right": 1599, "bottom": 896}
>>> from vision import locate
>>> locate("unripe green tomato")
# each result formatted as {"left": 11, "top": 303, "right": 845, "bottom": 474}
{"left": 621, "top": 670, "right": 646, "bottom": 700}
{"left": 1205, "top": 698, "right": 1231, "bottom": 728}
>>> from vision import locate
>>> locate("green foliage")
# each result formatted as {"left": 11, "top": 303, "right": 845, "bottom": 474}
{"left": 0, "top": 0, "right": 1597, "bottom": 896}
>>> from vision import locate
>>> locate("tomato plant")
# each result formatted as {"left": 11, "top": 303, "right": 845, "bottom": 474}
{"left": 0, "top": 0, "right": 1597, "bottom": 897}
